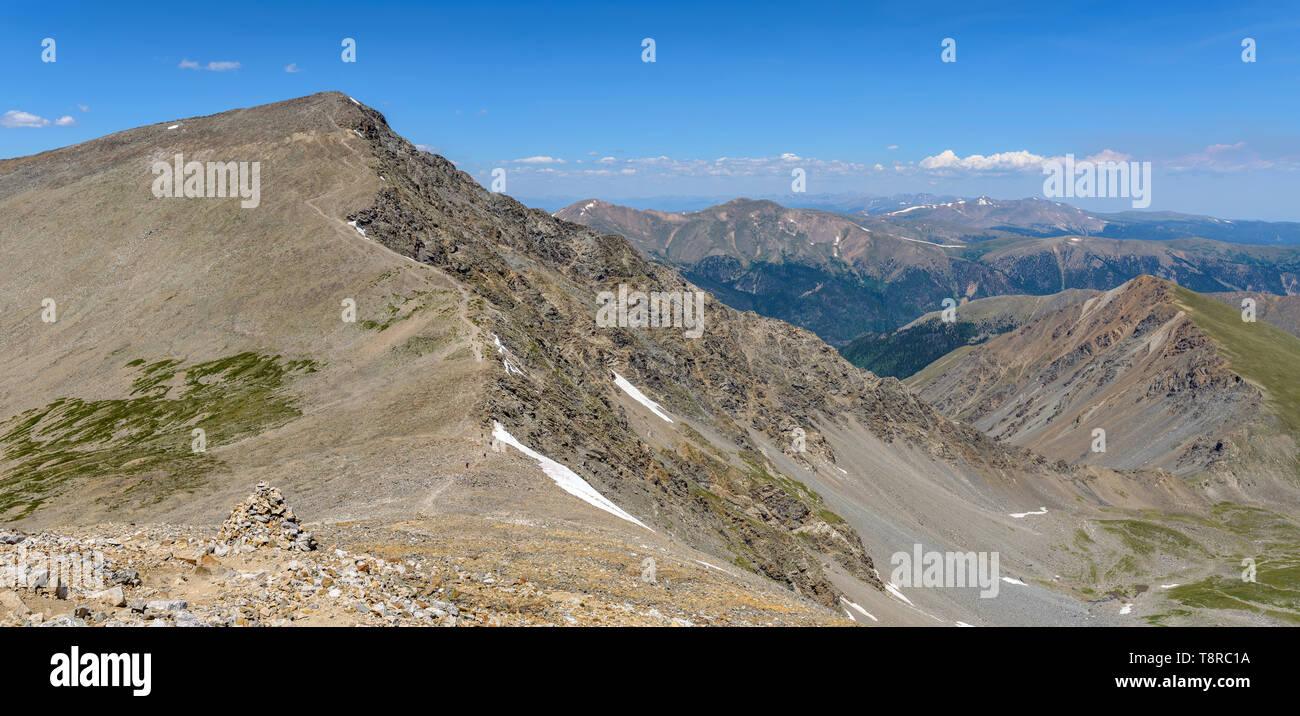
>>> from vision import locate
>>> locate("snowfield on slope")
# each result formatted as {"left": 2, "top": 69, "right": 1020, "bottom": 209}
{"left": 612, "top": 371, "right": 674, "bottom": 422}
{"left": 492, "top": 421, "right": 651, "bottom": 531}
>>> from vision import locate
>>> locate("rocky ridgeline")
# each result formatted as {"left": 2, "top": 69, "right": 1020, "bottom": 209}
{"left": 218, "top": 482, "right": 318, "bottom": 552}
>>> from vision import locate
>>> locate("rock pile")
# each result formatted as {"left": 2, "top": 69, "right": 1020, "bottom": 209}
{"left": 218, "top": 482, "right": 317, "bottom": 552}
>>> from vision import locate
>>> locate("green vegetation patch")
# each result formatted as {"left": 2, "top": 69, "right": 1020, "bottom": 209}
{"left": 1168, "top": 575, "right": 1300, "bottom": 617}
{"left": 738, "top": 450, "right": 820, "bottom": 505}
{"left": 359, "top": 289, "right": 440, "bottom": 331}
{"left": 0, "top": 351, "right": 318, "bottom": 519}
{"left": 1098, "top": 519, "right": 1200, "bottom": 556}
{"left": 392, "top": 327, "right": 458, "bottom": 359}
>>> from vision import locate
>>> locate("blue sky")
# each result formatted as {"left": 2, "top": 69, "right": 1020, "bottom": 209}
{"left": 3, "top": 0, "right": 1299, "bottom": 219}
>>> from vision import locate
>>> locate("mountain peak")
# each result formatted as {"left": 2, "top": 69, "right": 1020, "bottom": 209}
{"left": 1110, "top": 273, "right": 1180, "bottom": 302}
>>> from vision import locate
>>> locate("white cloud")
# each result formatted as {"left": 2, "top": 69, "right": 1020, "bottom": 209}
{"left": 919, "top": 149, "right": 1050, "bottom": 173}
{"left": 77, "top": 104, "right": 89, "bottom": 113}
{"left": 597, "top": 156, "right": 616, "bottom": 164}
{"left": 514, "top": 156, "right": 565, "bottom": 164}
{"left": 179, "top": 59, "right": 242, "bottom": 71}
{"left": 284, "top": 62, "right": 302, "bottom": 73}
{"left": 1, "top": 110, "right": 75, "bottom": 128}
{"left": 917, "top": 147, "right": 1143, "bottom": 175}
{"left": 886, "top": 144, "right": 899, "bottom": 150}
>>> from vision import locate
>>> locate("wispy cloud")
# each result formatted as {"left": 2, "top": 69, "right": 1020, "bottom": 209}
{"left": 496, "top": 144, "right": 1298, "bottom": 184}
{"left": 1, "top": 110, "right": 77, "bottom": 128}
{"left": 501, "top": 153, "right": 869, "bottom": 179}
{"left": 284, "top": 62, "right": 302, "bottom": 73}
{"left": 1167, "top": 142, "right": 1295, "bottom": 173}
{"left": 179, "top": 59, "right": 242, "bottom": 71}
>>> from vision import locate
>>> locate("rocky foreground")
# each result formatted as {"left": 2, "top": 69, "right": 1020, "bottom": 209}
{"left": 0, "top": 484, "right": 850, "bottom": 627}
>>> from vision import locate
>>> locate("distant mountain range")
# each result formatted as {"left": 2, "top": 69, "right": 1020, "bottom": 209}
{"left": 852, "top": 196, "right": 1300, "bottom": 246}
{"left": 557, "top": 197, "right": 1300, "bottom": 348}
{"left": 561, "top": 194, "right": 1300, "bottom": 245}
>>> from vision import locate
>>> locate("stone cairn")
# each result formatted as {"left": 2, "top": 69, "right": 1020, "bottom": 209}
{"left": 218, "top": 482, "right": 317, "bottom": 552}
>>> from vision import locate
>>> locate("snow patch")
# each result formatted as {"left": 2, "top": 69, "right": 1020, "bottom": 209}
{"left": 1009, "top": 507, "right": 1048, "bottom": 518}
{"left": 851, "top": 222, "right": 962, "bottom": 248}
{"left": 955, "top": 621, "right": 974, "bottom": 627}
{"left": 840, "top": 597, "right": 878, "bottom": 622}
{"left": 885, "top": 583, "right": 914, "bottom": 605}
{"left": 1001, "top": 577, "right": 1027, "bottom": 586}
{"left": 1119, "top": 603, "right": 1133, "bottom": 615}
{"left": 166, "top": 124, "right": 179, "bottom": 130}
{"left": 491, "top": 421, "right": 651, "bottom": 530}
{"left": 493, "top": 335, "right": 524, "bottom": 376}
{"left": 886, "top": 204, "right": 930, "bottom": 215}
{"left": 347, "top": 220, "right": 368, "bottom": 238}
{"left": 612, "top": 371, "right": 673, "bottom": 423}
